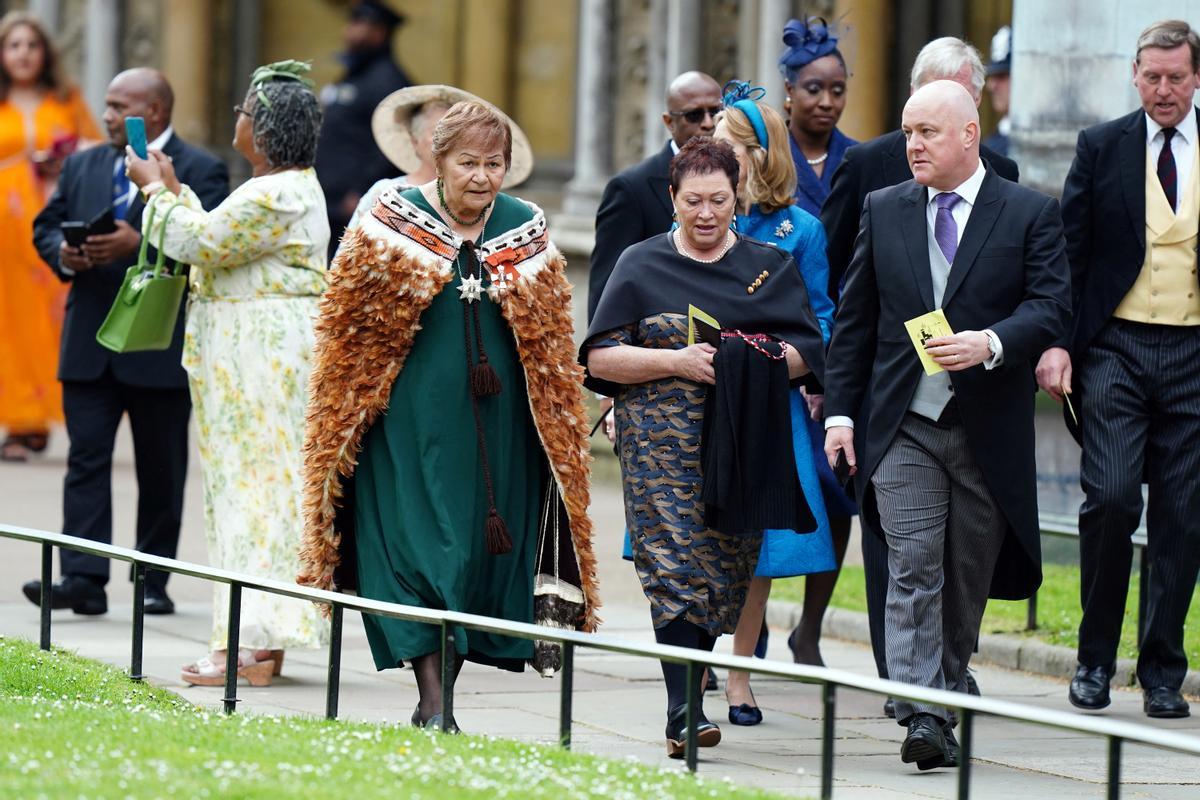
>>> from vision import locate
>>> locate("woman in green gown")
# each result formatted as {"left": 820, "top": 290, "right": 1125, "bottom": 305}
{"left": 299, "top": 100, "right": 599, "bottom": 732}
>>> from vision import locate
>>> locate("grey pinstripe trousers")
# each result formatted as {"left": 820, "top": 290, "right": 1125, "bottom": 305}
{"left": 1078, "top": 319, "right": 1200, "bottom": 690}
{"left": 872, "top": 412, "right": 1007, "bottom": 724}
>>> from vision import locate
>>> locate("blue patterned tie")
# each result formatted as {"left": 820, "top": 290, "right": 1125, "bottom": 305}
{"left": 934, "top": 192, "right": 962, "bottom": 264}
{"left": 112, "top": 158, "right": 131, "bottom": 220}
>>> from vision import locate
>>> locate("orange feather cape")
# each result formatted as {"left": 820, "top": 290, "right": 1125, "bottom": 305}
{"left": 297, "top": 192, "right": 600, "bottom": 631}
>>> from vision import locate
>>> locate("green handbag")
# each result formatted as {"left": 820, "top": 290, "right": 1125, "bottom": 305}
{"left": 95, "top": 200, "right": 188, "bottom": 353}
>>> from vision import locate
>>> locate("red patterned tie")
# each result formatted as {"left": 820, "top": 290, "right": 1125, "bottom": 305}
{"left": 1158, "top": 127, "right": 1178, "bottom": 212}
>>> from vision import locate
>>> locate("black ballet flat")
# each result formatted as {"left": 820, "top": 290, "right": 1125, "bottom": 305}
{"left": 728, "top": 703, "right": 763, "bottom": 726}
{"left": 665, "top": 703, "right": 721, "bottom": 758}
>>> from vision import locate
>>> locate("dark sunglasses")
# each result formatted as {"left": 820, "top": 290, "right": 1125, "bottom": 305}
{"left": 669, "top": 105, "right": 723, "bottom": 124}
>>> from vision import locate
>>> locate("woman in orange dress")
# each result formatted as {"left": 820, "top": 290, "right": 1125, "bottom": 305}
{"left": 0, "top": 11, "right": 100, "bottom": 461}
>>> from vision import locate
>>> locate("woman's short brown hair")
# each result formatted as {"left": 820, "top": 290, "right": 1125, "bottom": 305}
{"left": 668, "top": 137, "right": 740, "bottom": 195}
{"left": 0, "top": 11, "right": 71, "bottom": 102}
{"left": 719, "top": 101, "right": 797, "bottom": 214}
{"left": 430, "top": 101, "right": 513, "bottom": 168}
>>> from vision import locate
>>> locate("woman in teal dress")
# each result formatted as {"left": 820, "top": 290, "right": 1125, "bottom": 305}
{"left": 299, "top": 101, "right": 599, "bottom": 732}
{"left": 713, "top": 82, "right": 838, "bottom": 725}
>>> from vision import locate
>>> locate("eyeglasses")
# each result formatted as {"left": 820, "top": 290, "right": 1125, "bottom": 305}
{"left": 669, "top": 105, "right": 723, "bottom": 124}
{"left": 233, "top": 105, "right": 250, "bottom": 117}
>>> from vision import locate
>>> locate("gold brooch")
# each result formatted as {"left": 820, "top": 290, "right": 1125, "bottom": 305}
{"left": 746, "top": 270, "right": 769, "bottom": 294}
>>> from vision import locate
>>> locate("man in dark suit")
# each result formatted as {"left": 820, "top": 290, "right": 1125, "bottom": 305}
{"left": 586, "top": 70, "right": 723, "bottom": 322}
{"left": 1036, "top": 19, "right": 1200, "bottom": 720}
{"left": 818, "top": 37, "right": 1020, "bottom": 703}
{"left": 24, "top": 68, "right": 229, "bottom": 616}
{"left": 825, "top": 80, "right": 1069, "bottom": 769}
{"left": 316, "top": 0, "right": 410, "bottom": 258}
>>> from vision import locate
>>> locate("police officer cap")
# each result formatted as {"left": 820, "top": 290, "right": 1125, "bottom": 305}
{"left": 350, "top": 0, "right": 406, "bottom": 30}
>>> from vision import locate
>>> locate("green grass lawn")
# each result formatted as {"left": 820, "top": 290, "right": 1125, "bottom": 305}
{"left": 772, "top": 563, "right": 1200, "bottom": 671}
{"left": 0, "top": 637, "right": 784, "bottom": 800}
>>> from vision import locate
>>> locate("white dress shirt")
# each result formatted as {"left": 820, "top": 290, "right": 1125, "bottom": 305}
{"left": 826, "top": 160, "right": 1003, "bottom": 431}
{"left": 1147, "top": 110, "right": 1197, "bottom": 212}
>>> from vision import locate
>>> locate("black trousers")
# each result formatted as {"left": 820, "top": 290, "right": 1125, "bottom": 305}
{"left": 1078, "top": 319, "right": 1200, "bottom": 690}
{"left": 59, "top": 371, "right": 191, "bottom": 592}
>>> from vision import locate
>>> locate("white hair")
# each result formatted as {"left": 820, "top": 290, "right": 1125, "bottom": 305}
{"left": 910, "top": 36, "right": 985, "bottom": 101}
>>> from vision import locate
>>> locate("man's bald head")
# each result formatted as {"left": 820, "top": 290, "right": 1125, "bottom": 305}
{"left": 901, "top": 80, "right": 981, "bottom": 190}
{"left": 102, "top": 68, "right": 174, "bottom": 146}
{"left": 662, "top": 71, "right": 723, "bottom": 147}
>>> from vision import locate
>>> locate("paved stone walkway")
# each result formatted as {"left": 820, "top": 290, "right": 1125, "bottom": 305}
{"left": 2, "top": 425, "right": 1199, "bottom": 799}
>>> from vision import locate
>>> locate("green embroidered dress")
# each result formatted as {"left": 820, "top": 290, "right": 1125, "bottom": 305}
{"left": 354, "top": 189, "right": 546, "bottom": 671}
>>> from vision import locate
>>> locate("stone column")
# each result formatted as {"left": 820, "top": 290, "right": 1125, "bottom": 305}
{"left": 755, "top": 0, "right": 789, "bottom": 107}
{"left": 665, "top": 0, "right": 701, "bottom": 79}
{"left": 161, "top": 0, "right": 213, "bottom": 144}
{"left": 29, "top": 0, "right": 60, "bottom": 32}
{"left": 833, "top": 0, "right": 890, "bottom": 140}
{"left": 563, "top": 0, "right": 614, "bottom": 217}
{"left": 1011, "top": 0, "right": 1200, "bottom": 195}
{"left": 642, "top": 0, "right": 669, "bottom": 158}
{"left": 83, "top": 0, "right": 120, "bottom": 117}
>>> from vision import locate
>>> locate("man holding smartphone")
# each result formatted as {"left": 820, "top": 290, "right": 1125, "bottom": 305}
{"left": 27, "top": 68, "right": 228, "bottom": 616}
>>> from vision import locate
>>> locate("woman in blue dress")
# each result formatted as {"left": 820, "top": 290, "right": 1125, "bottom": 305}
{"left": 778, "top": 17, "right": 861, "bottom": 669}
{"left": 713, "top": 82, "right": 837, "bottom": 725}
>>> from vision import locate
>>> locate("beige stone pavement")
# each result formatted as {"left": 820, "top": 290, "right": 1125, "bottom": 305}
{"left": 2, "top": 424, "right": 1199, "bottom": 799}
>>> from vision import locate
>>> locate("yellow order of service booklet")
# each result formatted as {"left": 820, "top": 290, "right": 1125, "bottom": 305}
{"left": 903, "top": 308, "right": 954, "bottom": 376}
{"left": 687, "top": 304, "right": 722, "bottom": 347}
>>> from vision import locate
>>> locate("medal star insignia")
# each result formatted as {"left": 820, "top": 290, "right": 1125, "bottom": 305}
{"left": 458, "top": 273, "right": 484, "bottom": 303}
{"left": 774, "top": 219, "right": 794, "bottom": 239}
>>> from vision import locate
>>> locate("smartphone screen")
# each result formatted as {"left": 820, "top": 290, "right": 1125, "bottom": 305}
{"left": 125, "top": 116, "right": 148, "bottom": 158}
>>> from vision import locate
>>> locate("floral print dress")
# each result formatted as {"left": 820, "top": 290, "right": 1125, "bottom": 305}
{"left": 143, "top": 168, "right": 330, "bottom": 651}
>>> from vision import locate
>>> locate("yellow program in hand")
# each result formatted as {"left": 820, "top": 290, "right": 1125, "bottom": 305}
{"left": 904, "top": 309, "right": 955, "bottom": 376}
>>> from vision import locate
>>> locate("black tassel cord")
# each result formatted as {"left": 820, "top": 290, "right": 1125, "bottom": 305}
{"left": 459, "top": 242, "right": 511, "bottom": 554}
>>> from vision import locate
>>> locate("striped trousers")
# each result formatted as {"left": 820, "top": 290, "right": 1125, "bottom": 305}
{"left": 872, "top": 412, "right": 1007, "bottom": 724}
{"left": 1077, "top": 319, "right": 1200, "bottom": 690}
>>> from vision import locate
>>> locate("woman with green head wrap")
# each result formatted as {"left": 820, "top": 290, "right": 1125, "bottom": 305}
{"left": 125, "top": 61, "right": 330, "bottom": 687}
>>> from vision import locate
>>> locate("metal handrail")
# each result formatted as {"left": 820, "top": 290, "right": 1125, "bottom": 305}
{"left": 1029, "top": 512, "right": 1149, "bottom": 636}
{"left": 3, "top": 522, "right": 1198, "bottom": 800}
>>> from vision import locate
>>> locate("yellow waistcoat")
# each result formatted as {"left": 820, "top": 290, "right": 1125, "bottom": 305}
{"left": 1113, "top": 140, "right": 1200, "bottom": 325}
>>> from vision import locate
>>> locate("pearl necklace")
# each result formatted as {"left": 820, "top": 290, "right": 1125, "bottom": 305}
{"left": 674, "top": 229, "right": 734, "bottom": 263}
{"left": 806, "top": 152, "right": 829, "bottom": 166}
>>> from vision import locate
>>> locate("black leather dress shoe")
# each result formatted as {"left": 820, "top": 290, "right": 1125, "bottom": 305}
{"left": 919, "top": 723, "right": 960, "bottom": 770}
{"left": 144, "top": 587, "right": 175, "bottom": 615}
{"left": 22, "top": 576, "right": 107, "bottom": 615}
{"left": 900, "top": 713, "right": 948, "bottom": 769}
{"left": 1069, "top": 663, "right": 1114, "bottom": 710}
{"left": 883, "top": 697, "right": 896, "bottom": 718}
{"left": 1144, "top": 686, "right": 1190, "bottom": 719}
{"left": 665, "top": 703, "right": 721, "bottom": 759}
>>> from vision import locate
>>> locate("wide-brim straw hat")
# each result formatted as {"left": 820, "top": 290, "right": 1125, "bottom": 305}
{"left": 371, "top": 84, "right": 534, "bottom": 189}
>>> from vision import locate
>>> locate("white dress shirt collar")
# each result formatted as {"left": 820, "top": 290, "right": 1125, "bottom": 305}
{"left": 1146, "top": 109, "right": 1197, "bottom": 147}
{"left": 928, "top": 159, "right": 987, "bottom": 208}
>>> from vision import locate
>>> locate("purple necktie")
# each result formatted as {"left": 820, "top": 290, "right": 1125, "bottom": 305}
{"left": 934, "top": 191, "right": 962, "bottom": 264}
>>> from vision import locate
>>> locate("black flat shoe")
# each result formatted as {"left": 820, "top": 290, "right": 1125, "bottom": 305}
{"left": 1144, "top": 686, "right": 1190, "bottom": 719}
{"left": 918, "top": 722, "right": 959, "bottom": 770}
{"left": 144, "top": 587, "right": 175, "bottom": 615}
{"left": 900, "top": 713, "right": 947, "bottom": 769}
{"left": 22, "top": 576, "right": 107, "bottom": 615}
{"left": 665, "top": 703, "right": 721, "bottom": 759}
{"left": 1069, "top": 663, "right": 1114, "bottom": 710}
{"left": 728, "top": 703, "right": 763, "bottom": 726}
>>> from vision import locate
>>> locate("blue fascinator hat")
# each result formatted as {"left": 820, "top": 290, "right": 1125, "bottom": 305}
{"left": 721, "top": 80, "right": 769, "bottom": 149}
{"left": 778, "top": 17, "right": 841, "bottom": 79}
